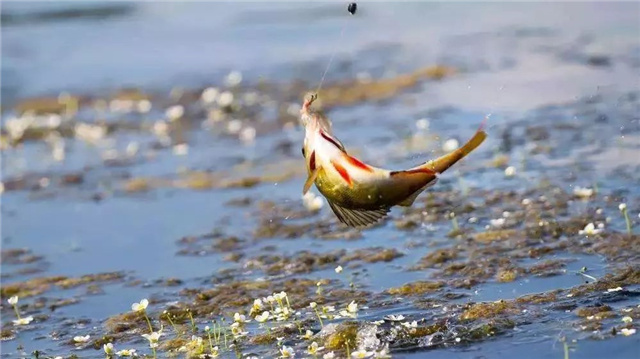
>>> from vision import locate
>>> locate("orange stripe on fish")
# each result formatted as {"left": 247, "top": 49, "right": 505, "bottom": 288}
{"left": 345, "top": 155, "right": 373, "bottom": 172}
{"left": 331, "top": 160, "right": 352, "bottom": 186}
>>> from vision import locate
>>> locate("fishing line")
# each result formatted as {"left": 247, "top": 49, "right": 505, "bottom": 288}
{"left": 314, "top": 2, "right": 357, "bottom": 95}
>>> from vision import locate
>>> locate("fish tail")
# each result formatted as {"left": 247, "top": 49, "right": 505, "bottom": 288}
{"left": 420, "top": 122, "right": 487, "bottom": 174}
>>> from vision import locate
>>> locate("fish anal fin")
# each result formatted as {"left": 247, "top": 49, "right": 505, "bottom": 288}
{"left": 327, "top": 201, "right": 389, "bottom": 228}
{"left": 398, "top": 179, "right": 438, "bottom": 206}
{"left": 302, "top": 167, "right": 320, "bottom": 195}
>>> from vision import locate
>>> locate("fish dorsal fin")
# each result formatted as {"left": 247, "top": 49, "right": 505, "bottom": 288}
{"left": 327, "top": 201, "right": 389, "bottom": 228}
{"left": 398, "top": 179, "right": 438, "bottom": 207}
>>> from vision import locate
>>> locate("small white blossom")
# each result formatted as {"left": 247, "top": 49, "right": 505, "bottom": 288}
{"left": 218, "top": 91, "right": 234, "bottom": 107}
{"left": 302, "top": 192, "right": 324, "bottom": 211}
{"left": 619, "top": 203, "right": 627, "bottom": 211}
{"left": 142, "top": 330, "right": 163, "bottom": 347}
{"left": 12, "top": 316, "right": 33, "bottom": 326}
{"left": 620, "top": 328, "right": 636, "bottom": 336}
{"left": 201, "top": 87, "right": 219, "bottom": 104}
{"left": 308, "top": 341, "right": 325, "bottom": 355}
{"left": 323, "top": 352, "right": 336, "bottom": 359}
{"left": 116, "top": 349, "right": 137, "bottom": 357}
{"left": 573, "top": 187, "right": 594, "bottom": 198}
{"left": 165, "top": 105, "right": 184, "bottom": 121}
{"left": 310, "top": 302, "right": 317, "bottom": 309}
{"left": 442, "top": 138, "right": 459, "bottom": 152}
{"left": 8, "top": 296, "right": 18, "bottom": 305}
{"left": 104, "top": 343, "right": 115, "bottom": 355}
{"left": 401, "top": 321, "right": 418, "bottom": 329}
{"left": 579, "top": 223, "right": 602, "bottom": 236}
{"left": 490, "top": 218, "right": 506, "bottom": 228}
{"left": 622, "top": 316, "right": 633, "bottom": 324}
{"left": 225, "top": 71, "right": 243, "bottom": 87}
{"left": 607, "top": 287, "right": 623, "bottom": 292}
{"left": 504, "top": 166, "right": 516, "bottom": 177}
{"left": 280, "top": 345, "right": 295, "bottom": 358}
{"left": 131, "top": 299, "right": 149, "bottom": 312}
{"left": 255, "top": 311, "right": 270, "bottom": 323}
{"left": 303, "top": 329, "right": 314, "bottom": 340}
{"left": 234, "top": 313, "right": 250, "bottom": 323}
{"left": 351, "top": 349, "right": 374, "bottom": 358}
{"left": 415, "top": 118, "right": 430, "bottom": 131}
{"left": 335, "top": 265, "right": 343, "bottom": 274}
{"left": 385, "top": 314, "right": 405, "bottom": 321}
{"left": 239, "top": 127, "right": 256, "bottom": 143}
{"left": 74, "top": 335, "right": 91, "bottom": 343}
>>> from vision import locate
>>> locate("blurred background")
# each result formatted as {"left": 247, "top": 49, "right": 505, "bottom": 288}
{"left": 1, "top": 2, "right": 639, "bottom": 358}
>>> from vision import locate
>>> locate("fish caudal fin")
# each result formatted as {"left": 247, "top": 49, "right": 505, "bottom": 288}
{"left": 328, "top": 201, "right": 390, "bottom": 228}
{"left": 421, "top": 123, "right": 487, "bottom": 174}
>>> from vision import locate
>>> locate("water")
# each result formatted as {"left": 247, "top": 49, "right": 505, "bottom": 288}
{"left": 2, "top": 2, "right": 640, "bottom": 358}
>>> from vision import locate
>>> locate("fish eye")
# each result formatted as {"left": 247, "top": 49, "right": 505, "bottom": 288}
{"left": 301, "top": 147, "right": 306, "bottom": 157}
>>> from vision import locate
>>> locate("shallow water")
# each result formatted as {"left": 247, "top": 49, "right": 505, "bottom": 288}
{"left": 2, "top": 2, "right": 640, "bottom": 359}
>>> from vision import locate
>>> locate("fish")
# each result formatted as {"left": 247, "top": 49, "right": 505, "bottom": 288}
{"left": 300, "top": 92, "right": 487, "bottom": 228}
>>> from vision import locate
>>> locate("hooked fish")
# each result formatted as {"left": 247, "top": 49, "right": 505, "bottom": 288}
{"left": 300, "top": 92, "right": 487, "bottom": 228}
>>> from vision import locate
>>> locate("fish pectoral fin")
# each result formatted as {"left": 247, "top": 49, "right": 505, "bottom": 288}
{"left": 302, "top": 167, "right": 321, "bottom": 195}
{"left": 398, "top": 179, "right": 438, "bottom": 207}
{"left": 327, "top": 201, "right": 390, "bottom": 228}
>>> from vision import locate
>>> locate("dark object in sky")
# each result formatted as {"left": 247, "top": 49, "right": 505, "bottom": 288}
{"left": 348, "top": 3, "right": 357, "bottom": 15}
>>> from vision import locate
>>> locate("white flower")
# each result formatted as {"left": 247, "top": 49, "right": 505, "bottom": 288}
{"left": 619, "top": 203, "right": 627, "bottom": 211}
{"left": 335, "top": 265, "right": 343, "bottom": 274}
{"left": 201, "top": 87, "right": 219, "bottom": 104}
{"left": 210, "top": 346, "right": 220, "bottom": 357}
{"left": 308, "top": 342, "right": 325, "bottom": 355}
{"left": 622, "top": 316, "right": 633, "bottom": 324}
{"left": 116, "top": 349, "right": 137, "bottom": 357}
{"left": 225, "top": 71, "right": 243, "bottom": 87}
{"left": 374, "top": 345, "right": 391, "bottom": 358}
{"left": 275, "top": 291, "right": 288, "bottom": 301}
{"left": 620, "top": 328, "right": 636, "bottom": 336}
{"left": 12, "top": 316, "right": 33, "bottom": 326}
{"left": 255, "top": 311, "right": 270, "bottom": 323}
{"left": 234, "top": 312, "right": 250, "bottom": 323}
{"left": 173, "top": 143, "right": 189, "bottom": 156}
{"left": 302, "top": 192, "right": 324, "bottom": 211}
{"left": 310, "top": 302, "right": 317, "bottom": 309}
{"left": 415, "top": 118, "right": 429, "bottom": 131}
{"left": 165, "top": 105, "right": 185, "bottom": 121}
{"left": 347, "top": 301, "right": 358, "bottom": 313}
{"left": 230, "top": 322, "right": 248, "bottom": 338}
{"left": 251, "top": 299, "right": 264, "bottom": 313}
{"left": 607, "top": 287, "right": 623, "bottom": 292}
{"left": 136, "top": 100, "right": 152, "bottom": 113}
{"left": 227, "top": 119, "right": 242, "bottom": 134}
{"left": 579, "top": 223, "right": 602, "bottom": 236}
{"left": 239, "top": 126, "right": 256, "bottom": 143}
{"left": 504, "top": 166, "right": 516, "bottom": 177}
{"left": 205, "top": 326, "right": 210, "bottom": 332}
{"left": 280, "top": 345, "right": 295, "bottom": 358}
{"left": 8, "top": 296, "right": 18, "bottom": 305}
{"left": 131, "top": 299, "right": 149, "bottom": 312}
{"left": 74, "top": 335, "right": 91, "bottom": 343}
{"left": 142, "top": 330, "right": 163, "bottom": 346}
{"left": 442, "top": 138, "right": 459, "bottom": 152}
{"left": 266, "top": 295, "right": 276, "bottom": 304}
{"left": 104, "top": 343, "right": 115, "bottom": 355}
{"left": 323, "top": 352, "right": 336, "bottom": 359}
{"left": 573, "top": 187, "right": 594, "bottom": 198}
{"left": 401, "top": 321, "right": 418, "bottom": 329}
{"left": 303, "top": 329, "right": 314, "bottom": 339}
{"left": 351, "top": 349, "right": 374, "bottom": 358}
{"left": 490, "top": 218, "right": 506, "bottom": 228}
{"left": 218, "top": 91, "right": 234, "bottom": 107}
